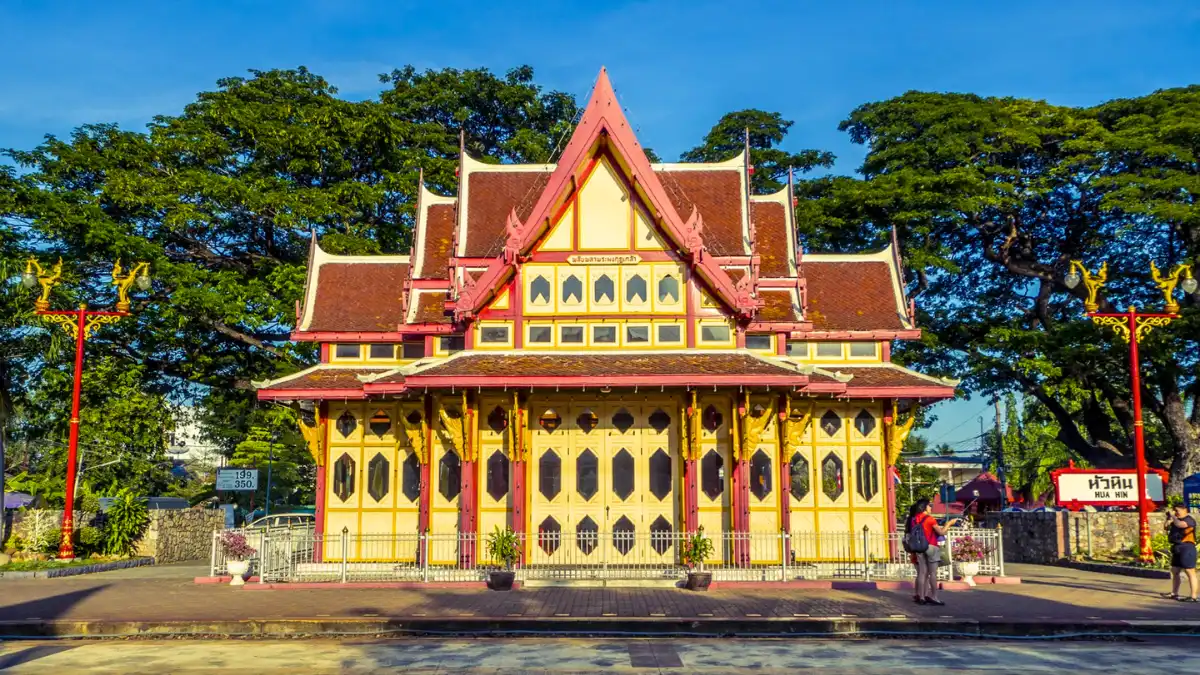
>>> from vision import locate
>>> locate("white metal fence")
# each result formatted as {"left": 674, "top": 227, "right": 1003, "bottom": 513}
{"left": 211, "top": 526, "right": 1004, "bottom": 584}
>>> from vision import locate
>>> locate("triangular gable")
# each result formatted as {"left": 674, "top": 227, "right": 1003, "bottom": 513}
{"left": 454, "top": 67, "right": 759, "bottom": 322}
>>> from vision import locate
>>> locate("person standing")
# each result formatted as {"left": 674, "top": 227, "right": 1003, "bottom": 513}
{"left": 905, "top": 498, "right": 959, "bottom": 606}
{"left": 1163, "top": 503, "right": 1197, "bottom": 602}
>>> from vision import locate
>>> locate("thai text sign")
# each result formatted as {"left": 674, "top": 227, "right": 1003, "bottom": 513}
{"left": 566, "top": 254, "right": 641, "bottom": 265}
{"left": 216, "top": 468, "right": 259, "bottom": 491}
{"left": 1053, "top": 469, "right": 1166, "bottom": 506}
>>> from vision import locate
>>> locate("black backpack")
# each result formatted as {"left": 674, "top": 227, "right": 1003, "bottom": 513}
{"left": 903, "top": 515, "right": 930, "bottom": 553}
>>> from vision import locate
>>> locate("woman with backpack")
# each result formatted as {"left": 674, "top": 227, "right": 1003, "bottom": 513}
{"left": 905, "top": 498, "right": 960, "bottom": 606}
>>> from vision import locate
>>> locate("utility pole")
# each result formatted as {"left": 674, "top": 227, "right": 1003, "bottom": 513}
{"left": 994, "top": 399, "right": 1007, "bottom": 510}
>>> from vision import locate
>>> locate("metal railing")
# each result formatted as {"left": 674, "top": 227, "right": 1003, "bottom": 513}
{"left": 210, "top": 526, "right": 1004, "bottom": 584}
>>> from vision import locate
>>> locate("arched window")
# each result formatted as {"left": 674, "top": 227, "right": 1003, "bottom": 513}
{"left": 562, "top": 274, "right": 583, "bottom": 304}
{"left": 530, "top": 275, "right": 551, "bottom": 304}
{"left": 657, "top": 274, "right": 680, "bottom": 303}
{"left": 594, "top": 274, "right": 615, "bottom": 303}
{"left": 626, "top": 274, "right": 647, "bottom": 303}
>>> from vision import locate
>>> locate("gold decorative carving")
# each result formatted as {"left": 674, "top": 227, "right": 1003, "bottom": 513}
{"left": 111, "top": 260, "right": 151, "bottom": 313}
{"left": 1090, "top": 314, "right": 1130, "bottom": 342}
{"left": 297, "top": 413, "right": 325, "bottom": 467}
{"left": 1068, "top": 260, "right": 1107, "bottom": 313}
{"left": 883, "top": 401, "right": 915, "bottom": 466}
{"left": 1135, "top": 314, "right": 1173, "bottom": 342}
{"left": 25, "top": 257, "right": 63, "bottom": 313}
{"left": 1150, "top": 261, "right": 1194, "bottom": 315}
{"left": 437, "top": 395, "right": 467, "bottom": 460}
{"left": 779, "top": 396, "right": 814, "bottom": 463}
{"left": 681, "top": 390, "right": 701, "bottom": 461}
{"left": 736, "top": 392, "right": 773, "bottom": 462}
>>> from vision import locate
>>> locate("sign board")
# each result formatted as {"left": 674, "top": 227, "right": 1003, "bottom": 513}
{"left": 1051, "top": 467, "right": 1169, "bottom": 510}
{"left": 216, "top": 468, "right": 259, "bottom": 492}
{"left": 566, "top": 254, "right": 641, "bottom": 265}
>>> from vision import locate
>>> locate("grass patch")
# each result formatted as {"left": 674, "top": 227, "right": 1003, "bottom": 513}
{"left": 0, "top": 557, "right": 120, "bottom": 572}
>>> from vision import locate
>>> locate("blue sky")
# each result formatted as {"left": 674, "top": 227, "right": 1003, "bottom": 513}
{"left": 3, "top": 0, "right": 1198, "bottom": 448}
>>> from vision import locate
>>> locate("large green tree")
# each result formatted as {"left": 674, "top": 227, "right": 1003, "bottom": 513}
{"left": 681, "top": 110, "right": 834, "bottom": 193}
{"left": 800, "top": 87, "right": 1199, "bottom": 491}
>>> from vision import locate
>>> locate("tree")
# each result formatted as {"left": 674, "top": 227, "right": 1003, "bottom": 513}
{"left": 0, "top": 65, "right": 580, "bottom": 471}
{"left": 801, "top": 87, "right": 1200, "bottom": 491}
{"left": 681, "top": 110, "right": 834, "bottom": 193}
{"left": 894, "top": 456, "right": 941, "bottom": 520}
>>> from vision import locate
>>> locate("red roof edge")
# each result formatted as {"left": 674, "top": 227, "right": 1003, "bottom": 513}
{"left": 257, "top": 388, "right": 368, "bottom": 401}
{"left": 367, "top": 373, "right": 810, "bottom": 393}
{"left": 841, "top": 385, "right": 957, "bottom": 399}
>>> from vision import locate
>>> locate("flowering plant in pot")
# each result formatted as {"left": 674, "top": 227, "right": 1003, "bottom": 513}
{"left": 485, "top": 526, "right": 520, "bottom": 591}
{"left": 219, "top": 531, "right": 257, "bottom": 586}
{"left": 680, "top": 527, "right": 714, "bottom": 591}
{"left": 950, "top": 535, "right": 993, "bottom": 586}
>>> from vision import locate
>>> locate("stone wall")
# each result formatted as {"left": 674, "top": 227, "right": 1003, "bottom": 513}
{"left": 982, "top": 510, "right": 1173, "bottom": 564}
{"left": 4, "top": 510, "right": 102, "bottom": 545}
{"left": 135, "top": 509, "right": 226, "bottom": 563}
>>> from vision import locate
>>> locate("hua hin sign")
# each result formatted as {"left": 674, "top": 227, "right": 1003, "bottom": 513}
{"left": 566, "top": 254, "right": 641, "bottom": 265}
{"left": 1050, "top": 467, "right": 1169, "bottom": 510}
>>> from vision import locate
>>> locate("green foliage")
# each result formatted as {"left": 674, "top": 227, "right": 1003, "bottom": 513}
{"left": 78, "top": 491, "right": 102, "bottom": 514}
{"left": 3, "top": 533, "right": 24, "bottom": 553}
{"left": 104, "top": 488, "right": 149, "bottom": 556}
{"left": 38, "top": 527, "right": 62, "bottom": 555}
{"left": 77, "top": 526, "right": 105, "bottom": 556}
{"left": 230, "top": 409, "right": 313, "bottom": 507}
{"left": 681, "top": 110, "right": 833, "bottom": 193}
{"left": 894, "top": 455, "right": 941, "bottom": 520}
{"left": 485, "top": 526, "right": 520, "bottom": 571}
{"left": 681, "top": 527, "right": 715, "bottom": 570}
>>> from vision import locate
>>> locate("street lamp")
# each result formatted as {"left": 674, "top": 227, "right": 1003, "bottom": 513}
{"left": 1064, "top": 259, "right": 1195, "bottom": 563}
{"left": 24, "top": 257, "right": 151, "bottom": 559}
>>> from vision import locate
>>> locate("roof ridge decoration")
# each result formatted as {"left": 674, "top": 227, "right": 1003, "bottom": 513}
{"left": 452, "top": 67, "right": 760, "bottom": 322}
{"left": 831, "top": 361, "right": 961, "bottom": 387}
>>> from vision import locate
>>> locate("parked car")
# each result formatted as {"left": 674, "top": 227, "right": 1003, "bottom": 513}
{"left": 245, "top": 513, "right": 315, "bottom": 530}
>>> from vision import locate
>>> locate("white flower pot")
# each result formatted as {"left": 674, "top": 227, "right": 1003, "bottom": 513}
{"left": 227, "top": 559, "right": 250, "bottom": 586}
{"left": 954, "top": 561, "right": 980, "bottom": 586}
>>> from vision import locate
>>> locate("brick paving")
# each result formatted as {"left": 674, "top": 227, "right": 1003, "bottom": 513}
{"left": 0, "top": 563, "right": 1196, "bottom": 625}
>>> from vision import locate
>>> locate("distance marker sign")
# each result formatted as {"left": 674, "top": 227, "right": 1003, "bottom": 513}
{"left": 216, "top": 468, "right": 259, "bottom": 491}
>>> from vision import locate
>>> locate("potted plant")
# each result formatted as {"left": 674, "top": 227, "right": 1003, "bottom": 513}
{"left": 485, "top": 526, "right": 520, "bottom": 591}
{"left": 219, "top": 531, "right": 257, "bottom": 586}
{"left": 950, "top": 535, "right": 993, "bottom": 586}
{"left": 680, "top": 527, "right": 715, "bottom": 591}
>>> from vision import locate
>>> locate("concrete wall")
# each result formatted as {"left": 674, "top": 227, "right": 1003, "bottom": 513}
{"left": 982, "top": 510, "right": 1173, "bottom": 563}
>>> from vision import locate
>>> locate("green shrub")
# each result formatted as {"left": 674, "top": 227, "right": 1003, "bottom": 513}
{"left": 79, "top": 492, "right": 103, "bottom": 514}
{"left": 3, "top": 534, "right": 24, "bottom": 554}
{"left": 39, "top": 528, "right": 63, "bottom": 555}
{"left": 78, "top": 526, "right": 105, "bottom": 556}
{"left": 104, "top": 488, "right": 149, "bottom": 556}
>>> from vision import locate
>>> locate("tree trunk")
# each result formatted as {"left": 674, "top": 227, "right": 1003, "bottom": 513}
{"left": 1160, "top": 397, "right": 1200, "bottom": 495}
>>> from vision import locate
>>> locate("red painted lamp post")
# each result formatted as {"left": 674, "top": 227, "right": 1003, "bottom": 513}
{"left": 21, "top": 259, "right": 150, "bottom": 560}
{"left": 1064, "top": 260, "right": 1197, "bottom": 563}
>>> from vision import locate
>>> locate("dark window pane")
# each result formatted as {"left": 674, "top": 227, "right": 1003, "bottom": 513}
{"left": 612, "top": 449, "right": 635, "bottom": 500}
{"left": 820, "top": 410, "right": 842, "bottom": 436}
{"left": 539, "top": 449, "right": 562, "bottom": 500}
{"left": 856, "top": 452, "right": 879, "bottom": 502}
{"left": 439, "top": 335, "right": 465, "bottom": 353}
{"left": 530, "top": 275, "right": 551, "bottom": 304}
{"left": 336, "top": 410, "right": 358, "bottom": 438}
{"left": 650, "top": 515, "right": 673, "bottom": 554}
{"left": 576, "top": 516, "right": 599, "bottom": 554}
{"left": 701, "top": 449, "right": 724, "bottom": 500}
{"left": 333, "top": 453, "right": 356, "bottom": 501}
{"left": 575, "top": 409, "right": 598, "bottom": 433}
{"left": 657, "top": 324, "right": 681, "bottom": 343}
{"left": 700, "top": 324, "right": 730, "bottom": 343}
{"left": 487, "top": 406, "right": 508, "bottom": 433}
{"left": 648, "top": 448, "right": 672, "bottom": 500}
{"left": 611, "top": 409, "right": 635, "bottom": 433}
{"left": 562, "top": 274, "right": 583, "bottom": 303}
{"left": 560, "top": 325, "right": 584, "bottom": 344}
{"left": 439, "top": 451, "right": 462, "bottom": 501}
{"left": 789, "top": 453, "right": 810, "bottom": 501}
{"left": 538, "top": 516, "right": 561, "bottom": 555}
{"left": 576, "top": 449, "right": 598, "bottom": 500}
{"left": 702, "top": 404, "right": 724, "bottom": 432}
{"left": 369, "top": 343, "right": 394, "bottom": 359}
{"left": 486, "top": 450, "right": 509, "bottom": 501}
{"left": 592, "top": 325, "right": 617, "bottom": 344}
{"left": 480, "top": 326, "right": 509, "bottom": 344}
{"left": 402, "top": 453, "right": 420, "bottom": 502}
{"left": 854, "top": 409, "right": 876, "bottom": 437}
{"left": 626, "top": 325, "right": 649, "bottom": 344}
{"left": 750, "top": 449, "right": 772, "bottom": 501}
{"left": 657, "top": 274, "right": 680, "bottom": 302}
{"left": 539, "top": 409, "right": 562, "bottom": 433}
{"left": 405, "top": 409, "right": 422, "bottom": 427}
{"left": 594, "top": 274, "right": 615, "bottom": 303}
{"left": 626, "top": 274, "right": 647, "bottom": 303}
{"left": 368, "top": 410, "right": 391, "bottom": 438}
{"left": 822, "top": 453, "right": 844, "bottom": 501}
{"left": 648, "top": 409, "right": 671, "bottom": 433}
{"left": 745, "top": 334, "right": 773, "bottom": 351}
{"left": 612, "top": 516, "right": 635, "bottom": 556}
{"left": 335, "top": 344, "right": 360, "bottom": 359}
{"left": 401, "top": 341, "right": 425, "bottom": 359}
{"left": 528, "top": 326, "right": 552, "bottom": 343}
{"left": 368, "top": 453, "right": 389, "bottom": 502}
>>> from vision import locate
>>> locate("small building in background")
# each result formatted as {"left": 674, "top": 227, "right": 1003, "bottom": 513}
{"left": 907, "top": 455, "right": 986, "bottom": 489}
{"left": 166, "top": 405, "right": 225, "bottom": 470}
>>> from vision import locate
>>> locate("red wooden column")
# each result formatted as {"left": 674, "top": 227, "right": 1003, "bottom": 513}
{"left": 314, "top": 402, "right": 328, "bottom": 562}
{"left": 731, "top": 396, "right": 750, "bottom": 566}
{"left": 509, "top": 394, "right": 528, "bottom": 565}
{"left": 777, "top": 394, "right": 791, "bottom": 537}
{"left": 459, "top": 395, "right": 478, "bottom": 567}
{"left": 683, "top": 394, "right": 699, "bottom": 532}
{"left": 418, "top": 395, "right": 433, "bottom": 564}
{"left": 883, "top": 400, "right": 898, "bottom": 537}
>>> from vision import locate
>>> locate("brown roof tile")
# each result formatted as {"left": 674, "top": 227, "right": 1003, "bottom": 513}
{"left": 752, "top": 201, "right": 791, "bottom": 278}
{"left": 833, "top": 366, "right": 951, "bottom": 389}
{"left": 389, "top": 352, "right": 800, "bottom": 381}
{"left": 259, "top": 367, "right": 387, "bottom": 391}
{"left": 803, "top": 261, "right": 905, "bottom": 331}
{"left": 416, "top": 203, "right": 455, "bottom": 279}
{"left": 464, "top": 171, "right": 549, "bottom": 257}
{"left": 412, "top": 291, "right": 451, "bottom": 324}
{"left": 657, "top": 170, "right": 745, "bottom": 256}
{"left": 307, "top": 262, "right": 408, "bottom": 332}
{"left": 758, "top": 290, "right": 799, "bottom": 322}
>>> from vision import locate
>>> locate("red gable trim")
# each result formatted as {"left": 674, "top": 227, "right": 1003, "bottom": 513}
{"left": 258, "top": 388, "right": 369, "bottom": 400}
{"left": 792, "top": 330, "right": 922, "bottom": 340}
{"left": 841, "top": 386, "right": 956, "bottom": 399}
{"left": 455, "top": 68, "right": 756, "bottom": 321}
{"left": 365, "top": 373, "right": 810, "bottom": 394}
